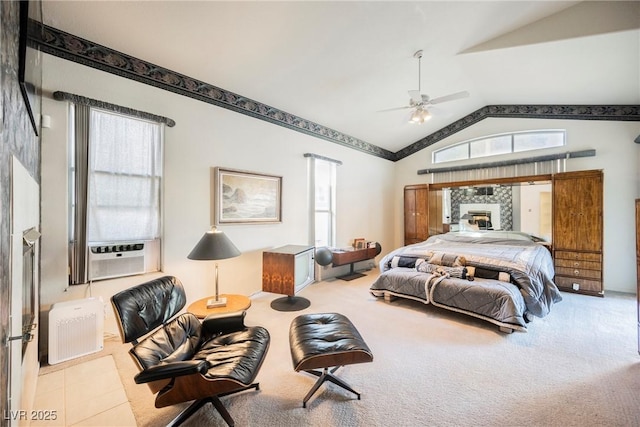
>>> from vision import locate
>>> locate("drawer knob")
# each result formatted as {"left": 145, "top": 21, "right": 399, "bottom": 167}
{"left": 574, "top": 269, "right": 580, "bottom": 275}
{"left": 574, "top": 262, "right": 580, "bottom": 266}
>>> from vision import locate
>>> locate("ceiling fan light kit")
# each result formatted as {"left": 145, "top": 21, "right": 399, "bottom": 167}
{"left": 409, "top": 107, "right": 431, "bottom": 124}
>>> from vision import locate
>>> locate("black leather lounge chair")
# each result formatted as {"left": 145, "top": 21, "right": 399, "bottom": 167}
{"left": 111, "top": 276, "right": 270, "bottom": 427}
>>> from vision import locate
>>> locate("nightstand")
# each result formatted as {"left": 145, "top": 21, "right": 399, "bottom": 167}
{"left": 187, "top": 294, "right": 251, "bottom": 319}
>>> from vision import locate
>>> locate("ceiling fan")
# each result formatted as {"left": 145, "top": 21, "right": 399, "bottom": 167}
{"left": 381, "top": 50, "right": 469, "bottom": 124}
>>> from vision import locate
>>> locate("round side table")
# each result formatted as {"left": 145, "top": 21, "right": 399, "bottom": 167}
{"left": 187, "top": 294, "right": 251, "bottom": 319}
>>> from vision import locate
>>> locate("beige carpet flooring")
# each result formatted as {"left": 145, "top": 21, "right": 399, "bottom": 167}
{"left": 41, "top": 271, "right": 640, "bottom": 426}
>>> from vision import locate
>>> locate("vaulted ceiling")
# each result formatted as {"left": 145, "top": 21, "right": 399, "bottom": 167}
{"left": 41, "top": 1, "right": 640, "bottom": 157}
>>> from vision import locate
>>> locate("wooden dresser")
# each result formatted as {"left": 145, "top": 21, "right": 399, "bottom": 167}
{"left": 552, "top": 170, "right": 603, "bottom": 296}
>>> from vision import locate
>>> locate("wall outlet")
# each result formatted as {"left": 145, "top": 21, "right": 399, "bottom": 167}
{"left": 572, "top": 283, "right": 580, "bottom": 291}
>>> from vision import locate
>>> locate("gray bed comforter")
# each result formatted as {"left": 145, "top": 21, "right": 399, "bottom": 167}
{"left": 370, "top": 232, "right": 562, "bottom": 331}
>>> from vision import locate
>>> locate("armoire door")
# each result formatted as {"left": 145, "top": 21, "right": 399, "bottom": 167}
{"left": 404, "top": 185, "right": 428, "bottom": 245}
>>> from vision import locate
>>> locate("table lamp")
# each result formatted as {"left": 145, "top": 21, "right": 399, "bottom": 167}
{"left": 188, "top": 226, "right": 240, "bottom": 308}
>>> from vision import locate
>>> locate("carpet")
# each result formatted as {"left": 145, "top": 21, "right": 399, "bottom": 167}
{"left": 43, "top": 271, "right": 640, "bottom": 426}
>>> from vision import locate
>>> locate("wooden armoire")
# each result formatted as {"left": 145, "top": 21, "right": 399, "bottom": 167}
{"left": 404, "top": 184, "right": 429, "bottom": 245}
{"left": 404, "top": 184, "right": 445, "bottom": 245}
{"left": 552, "top": 170, "right": 603, "bottom": 296}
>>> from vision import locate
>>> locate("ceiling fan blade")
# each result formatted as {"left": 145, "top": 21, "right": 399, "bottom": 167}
{"left": 378, "top": 105, "right": 412, "bottom": 112}
{"left": 408, "top": 90, "right": 422, "bottom": 104}
{"left": 429, "top": 90, "right": 470, "bottom": 105}
{"left": 426, "top": 105, "right": 447, "bottom": 117}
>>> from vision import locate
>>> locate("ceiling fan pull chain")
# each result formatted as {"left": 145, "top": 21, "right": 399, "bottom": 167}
{"left": 418, "top": 54, "right": 421, "bottom": 93}
{"left": 415, "top": 49, "right": 423, "bottom": 93}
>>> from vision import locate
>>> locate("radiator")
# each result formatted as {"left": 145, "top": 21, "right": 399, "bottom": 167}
{"left": 48, "top": 298, "right": 104, "bottom": 365}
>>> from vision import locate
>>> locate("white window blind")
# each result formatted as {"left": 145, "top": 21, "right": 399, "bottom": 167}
{"left": 87, "top": 109, "right": 162, "bottom": 242}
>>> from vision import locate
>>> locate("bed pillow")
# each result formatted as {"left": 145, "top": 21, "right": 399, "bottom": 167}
{"left": 427, "top": 252, "right": 467, "bottom": 267}
{"left": 390, "top": 256, "right": 425, "bottom": 269}
{"left": 472, "top": 267, "right": 511, "bottom": 283}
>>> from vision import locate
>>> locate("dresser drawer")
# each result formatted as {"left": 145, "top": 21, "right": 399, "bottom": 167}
{"left": 555, "top": 258, "right": 601, "bottom": 270}
{"left": 555, "top": 276, "right": 602, "bottom": 293}
{"left": 554, "top": 251, "right": 601, "bottom": 262}
{"left": 555, "top": 266, "right": 601, "bottom": 280}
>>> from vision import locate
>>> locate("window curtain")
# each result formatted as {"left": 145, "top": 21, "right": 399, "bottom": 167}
{"left": 87, "top": 109, "right": 162, "bottom": 242}
{"left": 69, "top": 104, "right": 89, "bottom": 285}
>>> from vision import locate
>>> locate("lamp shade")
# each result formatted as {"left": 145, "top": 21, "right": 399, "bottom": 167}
{"left": 187, "top": 227, "right": 241, "bottom": 260}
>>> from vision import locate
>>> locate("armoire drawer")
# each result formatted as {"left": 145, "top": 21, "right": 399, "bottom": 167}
{"left": 554, "top": 258, "right": 601, "bottom": 270}
{"left": 555, "top": 276, "right": 602, "bottom": 293}
{"left": 555, "top": 266, "right": 601, "bottom": 280}
{"left": 554, "top": 251, "right": 601, "bottom": 262}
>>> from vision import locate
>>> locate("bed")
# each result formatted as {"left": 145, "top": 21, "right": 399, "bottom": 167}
{"left": 369, "top": 231, "right": 562, "bottom": 332}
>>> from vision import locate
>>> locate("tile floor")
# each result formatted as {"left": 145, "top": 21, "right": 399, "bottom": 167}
{"left": 30, "top": 356, "right": 136, "bottom": 426}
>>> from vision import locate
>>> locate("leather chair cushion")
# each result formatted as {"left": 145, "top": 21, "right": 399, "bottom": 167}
{"left": 195, "top": 326, "right": 270, "bottom": 384}
{"left": 112, "top": 276, "right": 187, "bottom": 343}
{"left": 131, "top": 312, "right": 203, "bottom": 369}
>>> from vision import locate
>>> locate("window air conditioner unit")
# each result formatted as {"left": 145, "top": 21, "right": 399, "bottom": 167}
{"left": 88, "top": 241, "right": 148, "bottom": 281}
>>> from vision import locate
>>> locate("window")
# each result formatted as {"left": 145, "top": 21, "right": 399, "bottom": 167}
{"left": 307, "top": 155, "right": 338, "bottom": 248}
{"left": 469, "top": 135, "right": 511, "bottom": 159}
{"left": 513, "top": 131, "right": 564, "bottom": 152}
{"left": 87, "top": 109, "right": 162, "bottom": 242}
{"left": 433, "top": 143, "right": 467, "bottom": 163}
{"left": 433, "top": 130, "right": 566, "bottom": 164}
{"left": 69, "top": 105, "right": 163, "bottom": 284}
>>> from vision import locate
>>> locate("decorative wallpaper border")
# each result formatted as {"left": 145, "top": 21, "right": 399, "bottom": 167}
{"left": 32, "top": 23, "right": 395, "bottom": 161}
{"left": 30, "top": 21, "right": 640, "bottom": 163}
{"left": 396, "top": 105, "right": 640, "bottom": 160}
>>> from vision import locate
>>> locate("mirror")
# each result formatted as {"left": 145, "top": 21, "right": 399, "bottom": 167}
{"left": 428, "top": 176, "right": 552, "bottom": 242}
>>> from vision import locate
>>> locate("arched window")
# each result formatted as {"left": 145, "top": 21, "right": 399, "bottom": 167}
{"left": 433, "top": 130, "right": 566, "bottom": 164}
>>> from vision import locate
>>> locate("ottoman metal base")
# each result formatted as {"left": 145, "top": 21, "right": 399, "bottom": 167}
{"left": 301, "top": 366, "right": 361, "bottom": 408}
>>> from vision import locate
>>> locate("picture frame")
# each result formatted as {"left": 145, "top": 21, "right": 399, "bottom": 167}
{"left": 214, "top": 167, "right": 282, "bottom": 225}
{"left": 18, "top": 0, "right": 43, "bottom": 136}
{"left": 353, "top": 238, "right": 366, "bottom": 250}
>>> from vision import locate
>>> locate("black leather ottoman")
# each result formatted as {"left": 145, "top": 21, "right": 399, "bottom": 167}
{"left": 289, "top": 313, "right": 373, "bottom": 407}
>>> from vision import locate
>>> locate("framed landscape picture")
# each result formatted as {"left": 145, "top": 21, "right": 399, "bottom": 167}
{"left": 214, "top": 167, "right": 282, "bottom": 224}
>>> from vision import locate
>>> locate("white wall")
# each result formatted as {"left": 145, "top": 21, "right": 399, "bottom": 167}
{"left": 39, "top": 54, "right": 396, "bottom": 345}
{"left": 395, "top": 117, "right": 640, "bottom": 294}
